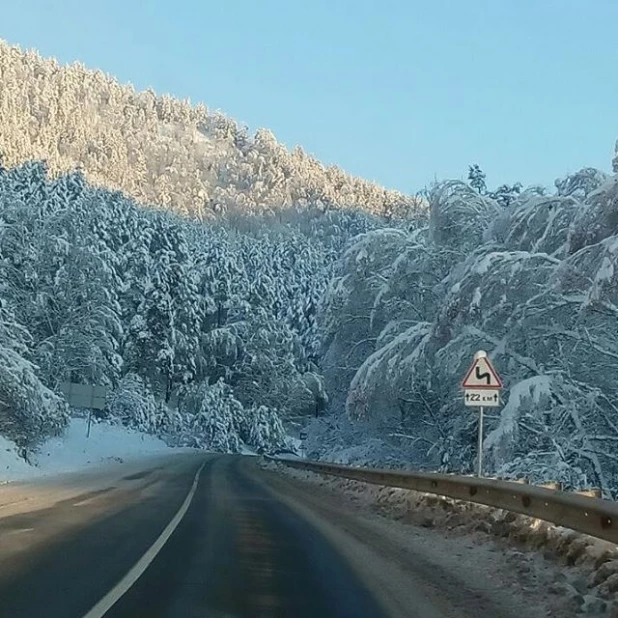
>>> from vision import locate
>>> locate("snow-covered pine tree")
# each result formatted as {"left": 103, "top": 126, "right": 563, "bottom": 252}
{"left": 0, "top": 301, "right": 68, "bottom": 448}
{"left": 178, "top": 379, "right": 244, "bottom": 452}
{"left": 467, "top": 164, "right": 487, "bottom": 195}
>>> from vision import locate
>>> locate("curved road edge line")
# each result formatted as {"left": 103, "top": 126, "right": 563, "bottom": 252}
{"left": 81, "top": 459, "right": 207, "bottom": 618}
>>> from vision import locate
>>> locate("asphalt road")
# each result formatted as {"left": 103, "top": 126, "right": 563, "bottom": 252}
{"left": 0, "top": 454, "right": 536, "bottom": 618}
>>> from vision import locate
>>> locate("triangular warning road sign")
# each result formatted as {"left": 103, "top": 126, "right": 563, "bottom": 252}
{"left": 462, "top": 355, "right": 502, "bottom": 389}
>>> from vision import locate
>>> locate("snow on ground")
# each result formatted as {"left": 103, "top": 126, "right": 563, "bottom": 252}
{"left": 266, "top": 461, "right": 618, "bottom": 616}
{"left": 0, "top": 434, "right": 38, "bottom": 482}
{"left": 1, "top": 418, "right": 180, "bottom": 483}
{"left": 240, "top": 444, "right": 258, "bottom": 456}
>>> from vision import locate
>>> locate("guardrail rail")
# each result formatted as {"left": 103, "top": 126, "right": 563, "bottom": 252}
{"left": 266, "top": 456, "right": 618, "bottom": 544}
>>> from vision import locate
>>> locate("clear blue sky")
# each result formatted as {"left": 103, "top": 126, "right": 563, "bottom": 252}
{"left": 2, "top": 1, "right": 617, "bottom": 194}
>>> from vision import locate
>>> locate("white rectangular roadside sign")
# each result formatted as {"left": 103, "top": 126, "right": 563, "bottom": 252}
{"left": 463, "top": 389, "right": 500, "bottom": 407}
{"left": 461, "top": 351, "right": 503, "bottom": 477}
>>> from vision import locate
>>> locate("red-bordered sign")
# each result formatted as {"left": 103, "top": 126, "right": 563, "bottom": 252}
{"left": 462, "top": 355, "right": 502, "bottom": 389}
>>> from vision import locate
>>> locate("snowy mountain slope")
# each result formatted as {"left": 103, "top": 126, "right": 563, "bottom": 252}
{"left": 0, "top": 39, "right": 423, "bottom": 221}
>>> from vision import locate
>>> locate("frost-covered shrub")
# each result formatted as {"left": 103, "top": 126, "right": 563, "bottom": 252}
{"left": 0, "top": 347, "right": 68, "bottom": 448}
{"left": 497, "top": 455, "right": 590, "bottom": 490}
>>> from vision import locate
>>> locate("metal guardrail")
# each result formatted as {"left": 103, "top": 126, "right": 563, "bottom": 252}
{"left": 266, "top": 456, "right": 618, "bottom": 544}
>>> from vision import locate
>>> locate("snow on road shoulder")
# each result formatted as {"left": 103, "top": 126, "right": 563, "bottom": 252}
{"left": 1, "top": 417, "right": 183, "bottom": 483}
{"left": 266, "top": 461, "right": 618, "bottom": 617}
{"left": 0, "top": 434, "right": 38, "bottom": 482}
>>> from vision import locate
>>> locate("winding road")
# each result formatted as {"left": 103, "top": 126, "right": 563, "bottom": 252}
{"left": 0, "top": 454, "right": 541, "bottom": 618}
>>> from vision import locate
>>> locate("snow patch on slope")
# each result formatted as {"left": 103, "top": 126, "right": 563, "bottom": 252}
{"left": 0, "top": 417, "right": 184, "bottom": 482}
{"left": 0, "top": 434, "right": 36, "bottom": 482}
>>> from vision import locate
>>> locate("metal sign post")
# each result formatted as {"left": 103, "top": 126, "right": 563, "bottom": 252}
{"left": 461, "top": 350, "right": 503, "bottom": 478}
{"left": 59, "top": 382, "right": 108, "bottom": 439}
{"left": 477, "top": 406, "right": 484, "bottom": 477}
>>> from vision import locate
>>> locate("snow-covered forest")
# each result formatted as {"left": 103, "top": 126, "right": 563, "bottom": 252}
{"left": 0, "top": 40, "right": 422, "bottom": 222}
{"left": 0, "top": 158, "right": 384, "bottom": 455}
{"left": 2, "top": 38, "right": 618, "bottom": 497}
{"left": 313, "top": 159, "right": 618, "bottom": 497}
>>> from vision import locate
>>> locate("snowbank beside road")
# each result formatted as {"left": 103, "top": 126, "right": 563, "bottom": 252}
{"left": 268, "top": 461, "right": 618, "bottom": 616}
{"left": 0, "top": 434, "right": 38, "bottom": 482}
{"left": 1, "top": 418, "right": 179, "bottom": 482}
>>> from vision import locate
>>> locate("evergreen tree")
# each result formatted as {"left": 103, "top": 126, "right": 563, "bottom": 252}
{"left": 0, "top": 301, "right": 68, "bottom": 448}
{"left": 0, "top": 156, "right": 360, "bottom": 455}
{"left": 488, "top": 183, "right": 523, "bottom": 207}
{"left": 467, "top": 164, "right": 487, "bottom": 194}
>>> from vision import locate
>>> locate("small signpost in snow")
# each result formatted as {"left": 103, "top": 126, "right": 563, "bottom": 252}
{"left": 461, "top": 351, "right": 502, "bottom": 477}
{"left": 59, "top": 383, "right": 108, "bottom": 439}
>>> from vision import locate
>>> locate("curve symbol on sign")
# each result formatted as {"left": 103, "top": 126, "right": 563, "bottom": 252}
{"left": 475, "top": 366, "right": 491, "bottom": 385}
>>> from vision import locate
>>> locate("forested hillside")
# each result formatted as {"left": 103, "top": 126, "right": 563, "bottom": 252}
{"left": 313, "top": 161, "right": 618, "bottom": 497}
{"left": 0, "top": 159, "right": 381, "bottom": 453}
{"left": 0, "top": 40, "right": 422, "bottom": 221}
{"left": 2, "top": 38, "right": 617, "bottom": 498}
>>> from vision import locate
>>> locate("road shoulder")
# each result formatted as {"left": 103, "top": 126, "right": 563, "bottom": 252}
{"left": 251, "top": 459, "right": 583, "bottom": 618}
